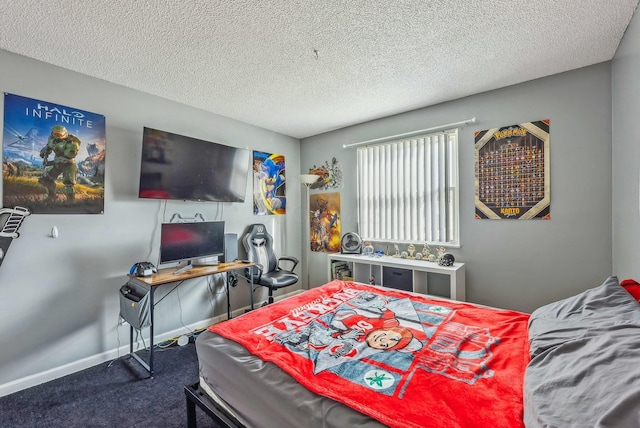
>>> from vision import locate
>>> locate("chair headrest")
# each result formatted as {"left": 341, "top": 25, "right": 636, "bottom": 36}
{"left": 249, "top": 224, "right": 268, "bottom": 238}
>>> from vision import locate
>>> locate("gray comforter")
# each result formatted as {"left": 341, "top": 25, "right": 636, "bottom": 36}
{"left": 524, "top": 276, "right": 640, "bottom": 427}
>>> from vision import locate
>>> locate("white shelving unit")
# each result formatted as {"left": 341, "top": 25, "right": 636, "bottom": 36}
{"left": 328, "top": 253, "right": 466, "bottom": 301}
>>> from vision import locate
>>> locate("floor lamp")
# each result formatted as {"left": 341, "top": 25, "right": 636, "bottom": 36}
{"left": 299, "top": 174, "right": 319, "bottom": 289}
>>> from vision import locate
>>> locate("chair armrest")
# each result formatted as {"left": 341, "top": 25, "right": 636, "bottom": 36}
{"left": 245, "top": 263, "right": 264, "bottom": 283}
{"left": 278, "top": 256, "right": 299, "bottom": 272}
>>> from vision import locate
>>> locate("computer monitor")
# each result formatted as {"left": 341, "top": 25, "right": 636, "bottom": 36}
{"left": 159, "top": 221, "right": 225, "bottom": 269}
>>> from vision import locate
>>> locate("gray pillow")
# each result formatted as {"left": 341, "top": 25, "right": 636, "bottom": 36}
{"left": 528, "top": 275, "right": 640, "bottom": 358}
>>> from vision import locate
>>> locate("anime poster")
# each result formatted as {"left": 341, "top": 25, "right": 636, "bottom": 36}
{"left": 474, "top": 119, "right": 550, "bottom": 220}
{"left": 253, "top": 151, "right": 286, "bottom": 215}
{"left": 309, "top": 192, "right": 341, "bottom": 253}
{"left": 307, "top": 157, "right": 343, "bottom": 190}
{"left": 2, "top": 93, "right": 106, "bottom": 214}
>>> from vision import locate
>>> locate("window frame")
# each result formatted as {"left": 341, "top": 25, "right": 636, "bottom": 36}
{"left": 356, "top": 128, "right": 460, "bottom": 247}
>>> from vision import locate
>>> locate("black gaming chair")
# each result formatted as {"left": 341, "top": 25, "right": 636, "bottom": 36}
{"left": 241, "top": 223, "right": 299, "bottom": 305}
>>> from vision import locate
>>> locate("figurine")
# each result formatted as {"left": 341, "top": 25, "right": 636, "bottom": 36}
{"left": 407, "top": 244, "right": 415, "bottom": 258}
{"left": 393, "top": 243, "right": 400, "bottom": 257}
{"left": 363, "top": 242, "right": 374, "bottom": 256}
{"left": 422, "top": 243, "right": 431, "bottom": 258}
{"left": 436, "top": 246, "right": 446, "bottom": 261}
{"left": 438, "top": 253, "right": 455, "bottom": 267}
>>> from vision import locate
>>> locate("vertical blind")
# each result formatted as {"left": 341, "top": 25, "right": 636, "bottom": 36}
{"left": 356, "top": 130, "right": 459, "bottom": 245}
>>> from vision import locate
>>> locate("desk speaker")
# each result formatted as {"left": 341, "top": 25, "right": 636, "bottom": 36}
{"left": 224, "top": 233, "right": 238, "bottom": 262}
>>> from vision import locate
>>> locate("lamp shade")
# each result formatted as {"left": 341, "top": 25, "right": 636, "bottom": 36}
{"left": 299, "top": 174, "right": 319, "bottom": 185}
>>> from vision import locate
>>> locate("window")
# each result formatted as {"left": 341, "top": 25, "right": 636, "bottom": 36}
{"left": 356, "top": 129, "right": 459, "bottom": 246}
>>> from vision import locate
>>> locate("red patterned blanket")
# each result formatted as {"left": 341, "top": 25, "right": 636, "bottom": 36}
{"left": 209, "top": 280, "right": 530, "bottom": 428}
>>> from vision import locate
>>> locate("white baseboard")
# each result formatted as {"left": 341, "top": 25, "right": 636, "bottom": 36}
{"left": 0, "top": 289, "right": 302, "bottom": 398}
{"left": 0, "top": 313, "right": 229, "bottom": 398}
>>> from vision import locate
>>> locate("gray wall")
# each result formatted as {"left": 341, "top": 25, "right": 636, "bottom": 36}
{"left": 613, "top": 5, "right": 640, "bottom": 279}
{"left": 302, "top": 63, "right": 613, "bottom": 314}
{"left": 0, "top": 50, "right": 302, "bottom": 390}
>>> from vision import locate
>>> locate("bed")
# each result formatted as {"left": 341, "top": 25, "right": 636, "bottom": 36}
{"left": 190, "top": 276, "right": 640, "bottom": 427}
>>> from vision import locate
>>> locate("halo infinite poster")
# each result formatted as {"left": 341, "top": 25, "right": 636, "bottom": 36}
{"left": 2, "top": 93, "right": 106, "bottom": 214}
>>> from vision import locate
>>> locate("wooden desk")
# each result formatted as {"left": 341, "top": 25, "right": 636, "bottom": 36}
{"left": 126, "top": 261, "right": 254, "bottom": 376}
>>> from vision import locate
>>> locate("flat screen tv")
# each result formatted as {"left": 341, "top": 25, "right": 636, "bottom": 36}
{"left": 138, "top": 127, "right": 250, "bottom": 202}
{"left": 159, "top": 221, "right": 225, "bottom": 270}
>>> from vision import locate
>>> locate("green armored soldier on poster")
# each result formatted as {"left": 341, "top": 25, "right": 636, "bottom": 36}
{"left": 38, "top": 125, "right": 81, "bottom": 202}
{"left": 2, "top": 93, "right": 105, "bottom": 214}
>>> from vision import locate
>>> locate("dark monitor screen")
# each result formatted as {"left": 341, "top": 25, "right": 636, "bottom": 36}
{"left": 138, "top": 127, "right": 251, "bottom": 202}
{"left": 159, "top": 221, "right": 225, "bottom": 264}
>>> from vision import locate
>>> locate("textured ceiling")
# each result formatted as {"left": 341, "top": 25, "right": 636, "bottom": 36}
{"left": 0, "top": 0, "right": 638, "bottom": 139}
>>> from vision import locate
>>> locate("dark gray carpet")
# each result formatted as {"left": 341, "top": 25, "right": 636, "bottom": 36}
{"left": 0, "top": 340, "right": 219, "bottom": 427}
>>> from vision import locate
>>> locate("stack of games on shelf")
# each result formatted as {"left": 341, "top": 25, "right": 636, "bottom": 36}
{"left": 331, "top": 260, "right": 353, "bottom": 281}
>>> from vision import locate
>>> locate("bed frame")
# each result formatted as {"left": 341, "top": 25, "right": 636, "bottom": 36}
{"left": 184, "top": 383, "right": 245, "bottom": 428}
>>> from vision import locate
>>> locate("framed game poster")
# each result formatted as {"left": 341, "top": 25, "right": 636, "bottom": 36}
{"left": 252, "top": 150, "right": 286, "bottom": 215}
{"left": 309, "top": 192, "right": 341, "bottom": 253}
{"left": 2, "top": 93, "right": 106, "bottom": 214}
{"left": 474, "top": 119, "right": 550, "bottom": 220}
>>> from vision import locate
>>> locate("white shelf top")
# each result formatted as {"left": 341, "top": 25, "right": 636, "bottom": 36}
{"left": 329, "top": 253, "right": 464, "bottom": 273}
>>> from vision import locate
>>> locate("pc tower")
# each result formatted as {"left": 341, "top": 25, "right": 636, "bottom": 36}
{"left": 224, "top": 233, "right": 238, "bottom": 263}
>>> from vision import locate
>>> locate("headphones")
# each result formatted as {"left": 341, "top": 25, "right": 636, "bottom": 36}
{"left": 228, "top": 271, "right": 238, "bottom": 287}
{"left": 130, "top": 262, "right": 158, "bottom": 277}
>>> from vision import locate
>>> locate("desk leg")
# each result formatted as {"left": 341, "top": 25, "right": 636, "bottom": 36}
{"left": 129, "top": 325, "right": 134, "bottom": 355}
{"left": 250, "top": 271, "right": 255, "bottom": 310}
{"left": 226, "top": 272, "right": 231, "bottom": 320}
{"left": 148, "top": 286, "right": 155, "bottom": 377}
